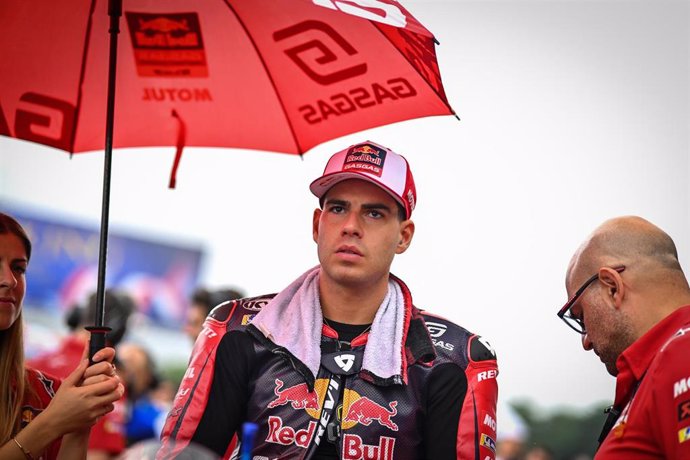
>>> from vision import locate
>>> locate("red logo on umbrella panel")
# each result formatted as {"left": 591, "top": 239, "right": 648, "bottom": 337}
{"left": 268, "top": 379, "right": 319, "bottom": 410}
{"left": 343, "top": 397, "right": 398, "bottom": 431}
{"left": 0, "top": 93, "right": 76, "bottom": 151}
{"left": 273, "top": 20, "right": 367, "bottom": 85}
{"left": 343, "top": 143, "right": 387, "bottom": 177}
{"left": 125, "top": 12, "right": 208, "bottom": 78}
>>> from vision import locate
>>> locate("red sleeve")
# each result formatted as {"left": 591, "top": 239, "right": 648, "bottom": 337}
{"left": 456, "top": 335, "right": 498, "bottom": 460}
{"left": 158, "top": 304, "right": 237, "bottom": 459}
{"left": 651, "top": 328, "right": 690, "bottom": 459}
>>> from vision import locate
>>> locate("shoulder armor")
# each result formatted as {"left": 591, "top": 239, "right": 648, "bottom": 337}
{"left": 469, "top": 335, "right": 497, "bottom": 362}
{"left": 207, "top": 293, "right": 276, "bottom": 330}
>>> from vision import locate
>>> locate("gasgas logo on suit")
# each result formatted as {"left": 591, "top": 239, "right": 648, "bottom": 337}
{"left": 264, "top": 378, "right": 397, "bottom": 459}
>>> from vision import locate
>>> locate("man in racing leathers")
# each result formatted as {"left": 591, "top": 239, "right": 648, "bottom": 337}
{"left": 159, "top": 141, "right": 499, "bottom": 459}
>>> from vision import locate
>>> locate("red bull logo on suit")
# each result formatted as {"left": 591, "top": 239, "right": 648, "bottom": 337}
{"left": 267, "top": 379, "right": 319, "bottom": 410}
{"left": 263, "top": 379, "right": 398, "bottom": 457}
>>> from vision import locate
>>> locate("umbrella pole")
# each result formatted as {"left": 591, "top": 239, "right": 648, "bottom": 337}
{"left": 85, "top": 0, "right": 122, "bottom": 362}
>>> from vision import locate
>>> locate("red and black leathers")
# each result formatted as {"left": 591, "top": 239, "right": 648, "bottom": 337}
{"left": 159, "top": 277, "right": 498, "bottom": 459}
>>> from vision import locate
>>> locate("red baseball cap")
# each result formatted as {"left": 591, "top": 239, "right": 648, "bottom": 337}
{"left": 309, "top": 141, "right": 417, "bottom": 219}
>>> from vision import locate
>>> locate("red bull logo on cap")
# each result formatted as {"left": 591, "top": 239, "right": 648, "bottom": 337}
{"left": 343, "top": 143, "right": 387, "bottom": 178}
{"left": 125, "top": 12, "right": 208, "bottom": 77}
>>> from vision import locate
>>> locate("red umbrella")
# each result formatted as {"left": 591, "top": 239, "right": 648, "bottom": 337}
{"left": 0, "top": 0, "right": 454, "bottom": 352}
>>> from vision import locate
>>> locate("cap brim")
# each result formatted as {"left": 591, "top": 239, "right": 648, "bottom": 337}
{"left": 309, "top": 171, "right": 407, "bottom": 217}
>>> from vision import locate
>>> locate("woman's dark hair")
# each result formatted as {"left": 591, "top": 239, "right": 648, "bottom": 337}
{"left": 0, "top": 212, "right": 32, "bottom": 261}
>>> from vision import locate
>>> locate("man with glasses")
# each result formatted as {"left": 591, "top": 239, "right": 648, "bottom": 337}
{"left": 558, "top": 216, "right": 690, "bottom": 458}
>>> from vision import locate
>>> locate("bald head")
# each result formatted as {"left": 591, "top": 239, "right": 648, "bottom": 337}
{"left": 568, "top": 216, "right": 683, "bottom": 285}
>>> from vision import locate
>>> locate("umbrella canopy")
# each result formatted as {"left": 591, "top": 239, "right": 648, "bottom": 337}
{"left": 0, "top": 0, "right": 453, "bottom": 162}
{"left": 0, "top": 0, "right": 454, "bottom": 348}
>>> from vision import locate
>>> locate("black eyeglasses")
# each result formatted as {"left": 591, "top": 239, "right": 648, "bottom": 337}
{"left": 557, "top": 266, "right": 626, "bottom": 334}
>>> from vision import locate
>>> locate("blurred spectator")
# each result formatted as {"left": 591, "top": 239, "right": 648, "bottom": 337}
{"left": 117, "top": 343, "right": 173, "bottom": 446}
{"left": 525, "top": 445, "right": 553, "bottom": 460}
{"left": 28, "top": 289, "right": 135, "bottom": 459}
{"left": 184, "top": 287, "right": 244, "bottom": 342}
{"left": 496, "top": 402, "right": 528, "bottom": 460}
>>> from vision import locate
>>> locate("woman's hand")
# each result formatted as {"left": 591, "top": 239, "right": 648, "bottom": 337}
{"left": 82, "top": 346, "right": 119, "bottom": 384}
{"left": 38, "top": 346, "right": 124, "bottom": 436}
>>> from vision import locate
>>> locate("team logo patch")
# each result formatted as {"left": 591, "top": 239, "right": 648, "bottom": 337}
{"left": 343, "top": 396, "right": 398, "bottom": 431}
{"left": 21, "top": 407, "right": 37, "bottom": 426}
{"left": 425, "top": 321, "right": 447, "bottom": 338}
{"left": 266, "top": 416, "right": 317, "bottom": 449}
{"left": 265, "top": 378, "right": 399, "bottom": 433}
{"left": 125, "top": 12, "right": 208, "bottom": 77}
{"left": 679, "top": 426, "right": 690, "bottom": 443}
{"left": 480, "top": 433, "right": 496, "bottom": 452}
{"left": 240, "top": 298, "right": 270, "bottom": 312}
{"left": 342, "top": 434, "right": 395, "bottom": 460}
{"left": 678, "top": 400, "right": 690, "bottom": 422}
{"left": 483, "top": 413, "right": 497, "bottom": 431}
{"left": 37, "top": 371, "right": 56, "bottom": 397}
{"left": 268, "top": 379, "right": 319, "bottom": 410}
{"left": 322, "top": 349, "right": 363, "bottom": 376}
{"left": 334, "top": 353, "right": 356, "bottom": 373}
{"left": 674, "top": 376, "right": 690, "bottom": 398}
{"left": 343, "top": 143, "right": 387, "bottom": 178}
{"left": 241, "top": 314, "right": 255, "bottom": 325}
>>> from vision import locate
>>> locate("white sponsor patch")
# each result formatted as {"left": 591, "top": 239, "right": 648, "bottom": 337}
{"left": 674, "top": 376, "right": 690, "bottom": 398}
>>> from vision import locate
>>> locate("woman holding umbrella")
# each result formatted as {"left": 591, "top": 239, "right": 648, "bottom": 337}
{"left": 0, "top": 212, "right": 124, "bottom": 460}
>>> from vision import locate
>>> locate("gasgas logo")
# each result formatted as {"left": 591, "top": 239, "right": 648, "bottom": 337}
{"left": 265, "top": 378, "right": 397, "bottom": 458}
{"left": 273, "top": 19, "right": 418, "bottom": 126}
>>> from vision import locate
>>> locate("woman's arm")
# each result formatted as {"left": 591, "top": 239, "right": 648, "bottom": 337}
{"left": 0, "top": 348, "right": 124, "bottom": 460}
{"left": 0, "top": 412, "right": 65, "bottom": 460}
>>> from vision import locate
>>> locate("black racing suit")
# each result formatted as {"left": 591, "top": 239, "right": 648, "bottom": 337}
{"left": 159, "top": 278, "right": 498, "bottom": 459}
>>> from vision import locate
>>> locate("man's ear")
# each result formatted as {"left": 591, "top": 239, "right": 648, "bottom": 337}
{"left": 312, "top": 208, "right": 322, "bottom": 243}
{"left": 395, "top": 220, "right": 415, "bottom": 254}
{"left": 599, "top": 267, "right": 625, "bottom": 308}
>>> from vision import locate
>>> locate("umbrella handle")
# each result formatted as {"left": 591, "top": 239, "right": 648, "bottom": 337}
{"left": 85, "top": 326, "right": 112, "bottom": 365}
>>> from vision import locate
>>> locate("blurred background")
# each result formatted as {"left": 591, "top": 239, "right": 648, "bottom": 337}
{"left": 1, "top": 0, "right": 688, "bottom": 458}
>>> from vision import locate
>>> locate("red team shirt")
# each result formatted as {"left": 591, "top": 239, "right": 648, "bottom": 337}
{"left": 21, "top": 368, "right": 62, "bottom": 460}
{"left": 28, "top": 335, "right": 126, "bottom": 455}
{"left": 597, "top": 304, "right": 690, "bottom": 459}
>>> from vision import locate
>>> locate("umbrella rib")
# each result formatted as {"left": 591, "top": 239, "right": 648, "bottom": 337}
{"left": 221, "top": 0, "right": 305, "bottom": 154}
{"left": 370, "top": 22, "right": 456, "bottom": 118}
{"left": 70, "top": 0, "right": 100, "bottom": 154}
